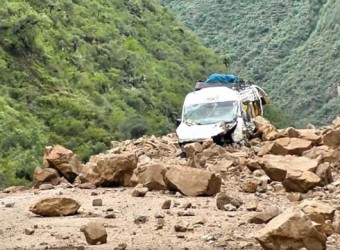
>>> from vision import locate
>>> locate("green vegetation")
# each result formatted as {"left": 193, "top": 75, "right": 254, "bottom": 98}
{"left": 0, "top": 0, "right": 226, "bottom": 188}
{"left": 163, "top": 0, "right": 340, "bottom": 127}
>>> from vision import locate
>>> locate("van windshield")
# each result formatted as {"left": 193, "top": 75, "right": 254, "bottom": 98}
{"left": 183, "top": 101, "right": 238, "bottom": 125}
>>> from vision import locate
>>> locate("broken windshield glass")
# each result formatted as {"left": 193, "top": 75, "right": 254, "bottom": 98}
{"left": 183, "top": 101, "right": 238, "bottom": 125}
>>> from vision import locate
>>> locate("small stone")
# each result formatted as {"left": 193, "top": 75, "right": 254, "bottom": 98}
{"left": 5, "top": 202, "right": 15, "bottom": 208}
{"left": 106, "top": 208, "right": 114, "bottom": 212}
{"left": 154, "top": 212, "right": 165, "bottom": 219}
{"left": 271, "top": 182, "right": 285, "bottom": 192}
{"left": 216, "top": 192, "right": 243, "bottom": 210}
{"left": 80, "top": 226, "right": 85, "bottom": 232}
{"left": 224, "top": 204, "right": 237, "bottom": 211}
{"left": 78, "top": 183, "right": 96, "bottom": 189}
{"left": 92, "top": 199, "right": 102, "bottom": 207}
{"left": 173, "top": 201, "right": 180, "bottom": 207}
{"left": 176, "top": 234, "right": 185, "bottom": 238}
{"left": 245, "top": 200, "right": 259, "bottom": 211}
{"left": 114, "top": 243, "right": 128, "bottom": 250}
{"left": 39, "top": 184, "right": 54, "bottom": 190}
{"left": 131, "top": 184, "right": 148, "bottom": 197}
{"left": 161, "top": 200, "right": 171, "bottom": 209}
{"left": 202, "top": 235, "right": 216, "bottom": 242}
{"left": 83, "top": 222, "right": 107, "bottom": 245}
{"left": 155, "top": 218, "right": 165, "bottom": 230}
{"left": 175, "top": 192, "right": 183, "bottom": 198}
{"left": 24, "top": 228, "right": 35, "bottom": 235}
{"left": 178, "top": 211, "right": 195, "bottom": 216}
{"left": 193, "top": 218, "right": 206, "bottom": 225}
{"left": 249, "top": 206, "right": 281, "bottom": 224}
{"left": 287, "top": 193, "right": 303, "bottom": 202}
{"left": 104, "top": 213, "right": 116, "bottom": 219}
{"left": 241, "top": 180, "right": 259, "bottom": 193}
{"left": 91, "top": 191, "right": 98, "bottom": 196}
{"left": 174, "top": 221, "right": 189, "bottom": 232}
{"left": 182, "top": 202, "right": 192, "bottom": 209}
{"left": 134, "top": 215, "right": 147, "bottom": 224}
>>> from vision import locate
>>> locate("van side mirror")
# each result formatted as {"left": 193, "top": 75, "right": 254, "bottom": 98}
{"left": 176, "top": 118, "right": 181, "bottom": 127}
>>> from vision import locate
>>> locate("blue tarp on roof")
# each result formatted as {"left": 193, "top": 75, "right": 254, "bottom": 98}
{"left": 205, "top": 74, "right": 239, "bottom": 84}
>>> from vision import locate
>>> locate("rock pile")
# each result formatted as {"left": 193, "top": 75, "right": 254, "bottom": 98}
{"left": 24, "top": 116, "right": 340, "bottom": 248}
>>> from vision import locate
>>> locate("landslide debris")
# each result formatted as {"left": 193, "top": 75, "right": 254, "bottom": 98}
{"left": 2, "top": 116, "right": 340, "bottom": 249}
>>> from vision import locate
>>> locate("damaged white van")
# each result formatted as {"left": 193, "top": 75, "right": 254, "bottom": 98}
{"left": 176, "top": 80, "right": 268, "bottom": 146}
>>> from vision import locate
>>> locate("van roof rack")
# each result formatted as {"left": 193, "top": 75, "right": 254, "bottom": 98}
{"left": 195, "top": 81, "right": 251, "bottom": 91}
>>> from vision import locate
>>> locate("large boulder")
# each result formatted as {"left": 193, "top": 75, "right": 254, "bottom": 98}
{"left": 282, "top": 169, "right": 321, "bottom": 193}
{"left": 298, "top": 129, "right": 322, "bottom": 145}
{"left": 44, "top": 145, "right": 82, "bottom": 183}
{"left": 303, "top": 146, "right": 340, "bottom": 168}
{"left": 322, "top": 129, "right": 340, "bottom": 148}
{"left": 271, "top": 137, "right": 313, "bottom": 156}
{"left": 254, "top": 116, "right": 278, "bottom": 141}
{"left": 135, "top": 164, "right": 166, "bottom": 190}
{"left": 33, "top": 167, "right": 61, "bottom": 188}
{"left": 164, "top": 165, "right": 221, "bottom": 196}
{"left": 29, "top": 198, "right": 80, "bottom": 217}
{"left": 262, "top": 155, "right": 318, "bottom": 182}
{"left": 80, "top": 152, "right": 138, "bottom": 187}
{"left": 256, "top": 209, "right": 327, "bottom": 250}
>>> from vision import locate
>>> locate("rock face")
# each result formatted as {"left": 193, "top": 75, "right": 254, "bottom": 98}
{"left": 29, "top": 198, "right": 80, "bottom": 217}
{"left": 164, "top": 165, "right": 221, "bottom": 196}
{"left": 135, "top": 164, "right": 166, "bottom": 190}
{"left": 33, "top": 167, "right": 61, "bottom": 188}
{"left": 44, "top": 145, "right": 82, "bottom": 183}
{"left": 84, "top": 222, "right": 107, "bottom": 245}
{"left": 256, "top": 209, "right": 327, "bottom": 250}
{"left": 80, "top": 152, "right": 138, "bottom": 187}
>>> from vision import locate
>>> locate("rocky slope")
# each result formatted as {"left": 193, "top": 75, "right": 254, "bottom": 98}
{"left": 1, "top": 117, "right": 340, "bottom": 249}
{"left": 0, "top": 0, "right": 225, "bottom": 188}
{"left": 163, "top": 0, "right": 340, "bottom": 127}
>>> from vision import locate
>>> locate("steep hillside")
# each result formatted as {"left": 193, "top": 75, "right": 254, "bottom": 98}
{"left": 163, "top": 0, "right": 340, "bottom": 127}
{"left": 0, "top": 0, "right": 225, "bottom": 188}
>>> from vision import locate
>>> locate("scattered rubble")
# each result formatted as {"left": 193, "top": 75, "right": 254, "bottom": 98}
{"left": 2, "top": 116, "right": 340, "bottom": 249}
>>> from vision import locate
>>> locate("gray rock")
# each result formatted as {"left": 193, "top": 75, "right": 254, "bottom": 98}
{"left": 92, "top": 199, "right": 102, "bottom": 206}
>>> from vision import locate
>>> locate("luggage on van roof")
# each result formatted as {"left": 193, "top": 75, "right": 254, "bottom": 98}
{"left": 205, "top": 74, "right": 239, "bottom": 84}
